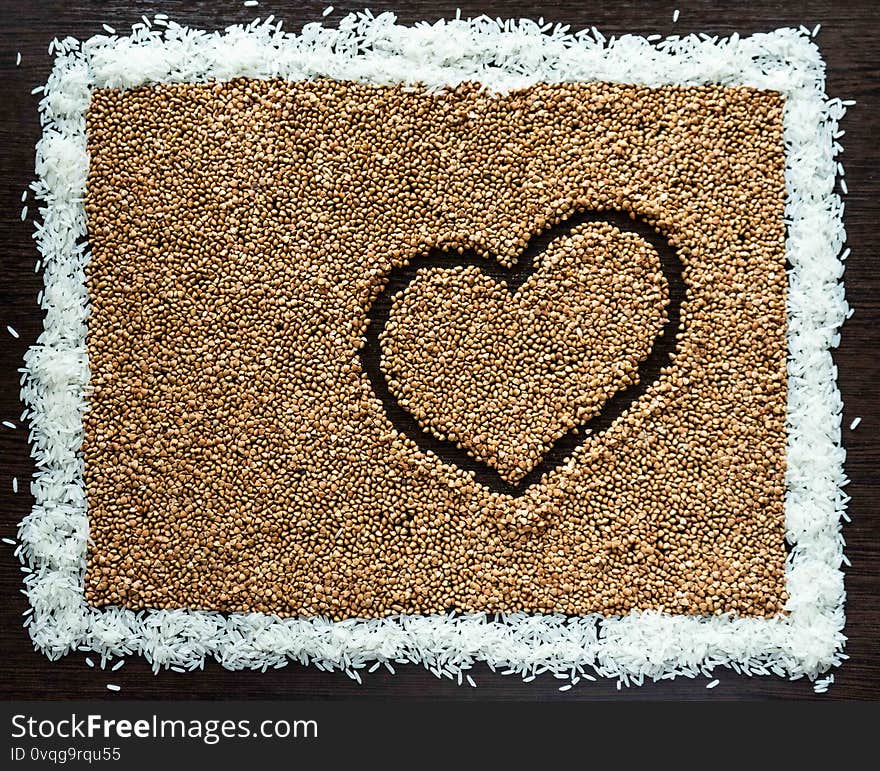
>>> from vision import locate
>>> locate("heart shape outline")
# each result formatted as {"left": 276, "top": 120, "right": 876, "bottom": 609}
{"left": 360, "top": 208, "right": 684, "bottom": 497}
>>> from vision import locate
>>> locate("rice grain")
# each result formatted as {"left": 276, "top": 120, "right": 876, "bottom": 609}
{"left": 16, "top": 13, "right": 850, "bottom": 692}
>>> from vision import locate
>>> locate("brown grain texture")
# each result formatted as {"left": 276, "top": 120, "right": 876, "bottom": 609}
{"left": 82, "top": 79, "right": 787, "bottom": 619}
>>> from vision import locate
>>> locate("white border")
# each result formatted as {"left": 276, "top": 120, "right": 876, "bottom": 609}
{"left": 17, "top": 12, "right": 850, "bottom": 688}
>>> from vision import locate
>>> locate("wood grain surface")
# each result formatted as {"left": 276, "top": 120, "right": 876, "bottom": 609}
{"left": 0, "top": 0, "right": 877, "bottom": 701}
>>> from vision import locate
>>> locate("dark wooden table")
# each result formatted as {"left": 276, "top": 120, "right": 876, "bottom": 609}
{"left": 1, "top": 0, "right": 877, "bottom": 701}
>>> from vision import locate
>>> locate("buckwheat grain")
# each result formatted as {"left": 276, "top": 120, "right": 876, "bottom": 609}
{"left": 83, "top": 80, "right": 788, "bottom": 618}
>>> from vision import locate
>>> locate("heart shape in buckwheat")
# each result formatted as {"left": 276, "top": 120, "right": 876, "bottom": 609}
{"left": 360, "top": 209, "right": 683, "bottom": 495}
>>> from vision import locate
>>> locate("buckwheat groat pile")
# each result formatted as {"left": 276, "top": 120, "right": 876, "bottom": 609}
{"left": 83, "top": 79, "right": 788, "bottom": 618}
{"left": 381, "top": 223, "right": 669, "bottom": 484}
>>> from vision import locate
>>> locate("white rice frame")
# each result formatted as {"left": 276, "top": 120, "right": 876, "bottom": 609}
{"left": 18, "top": 12, "right": 850, "bottom": 689}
